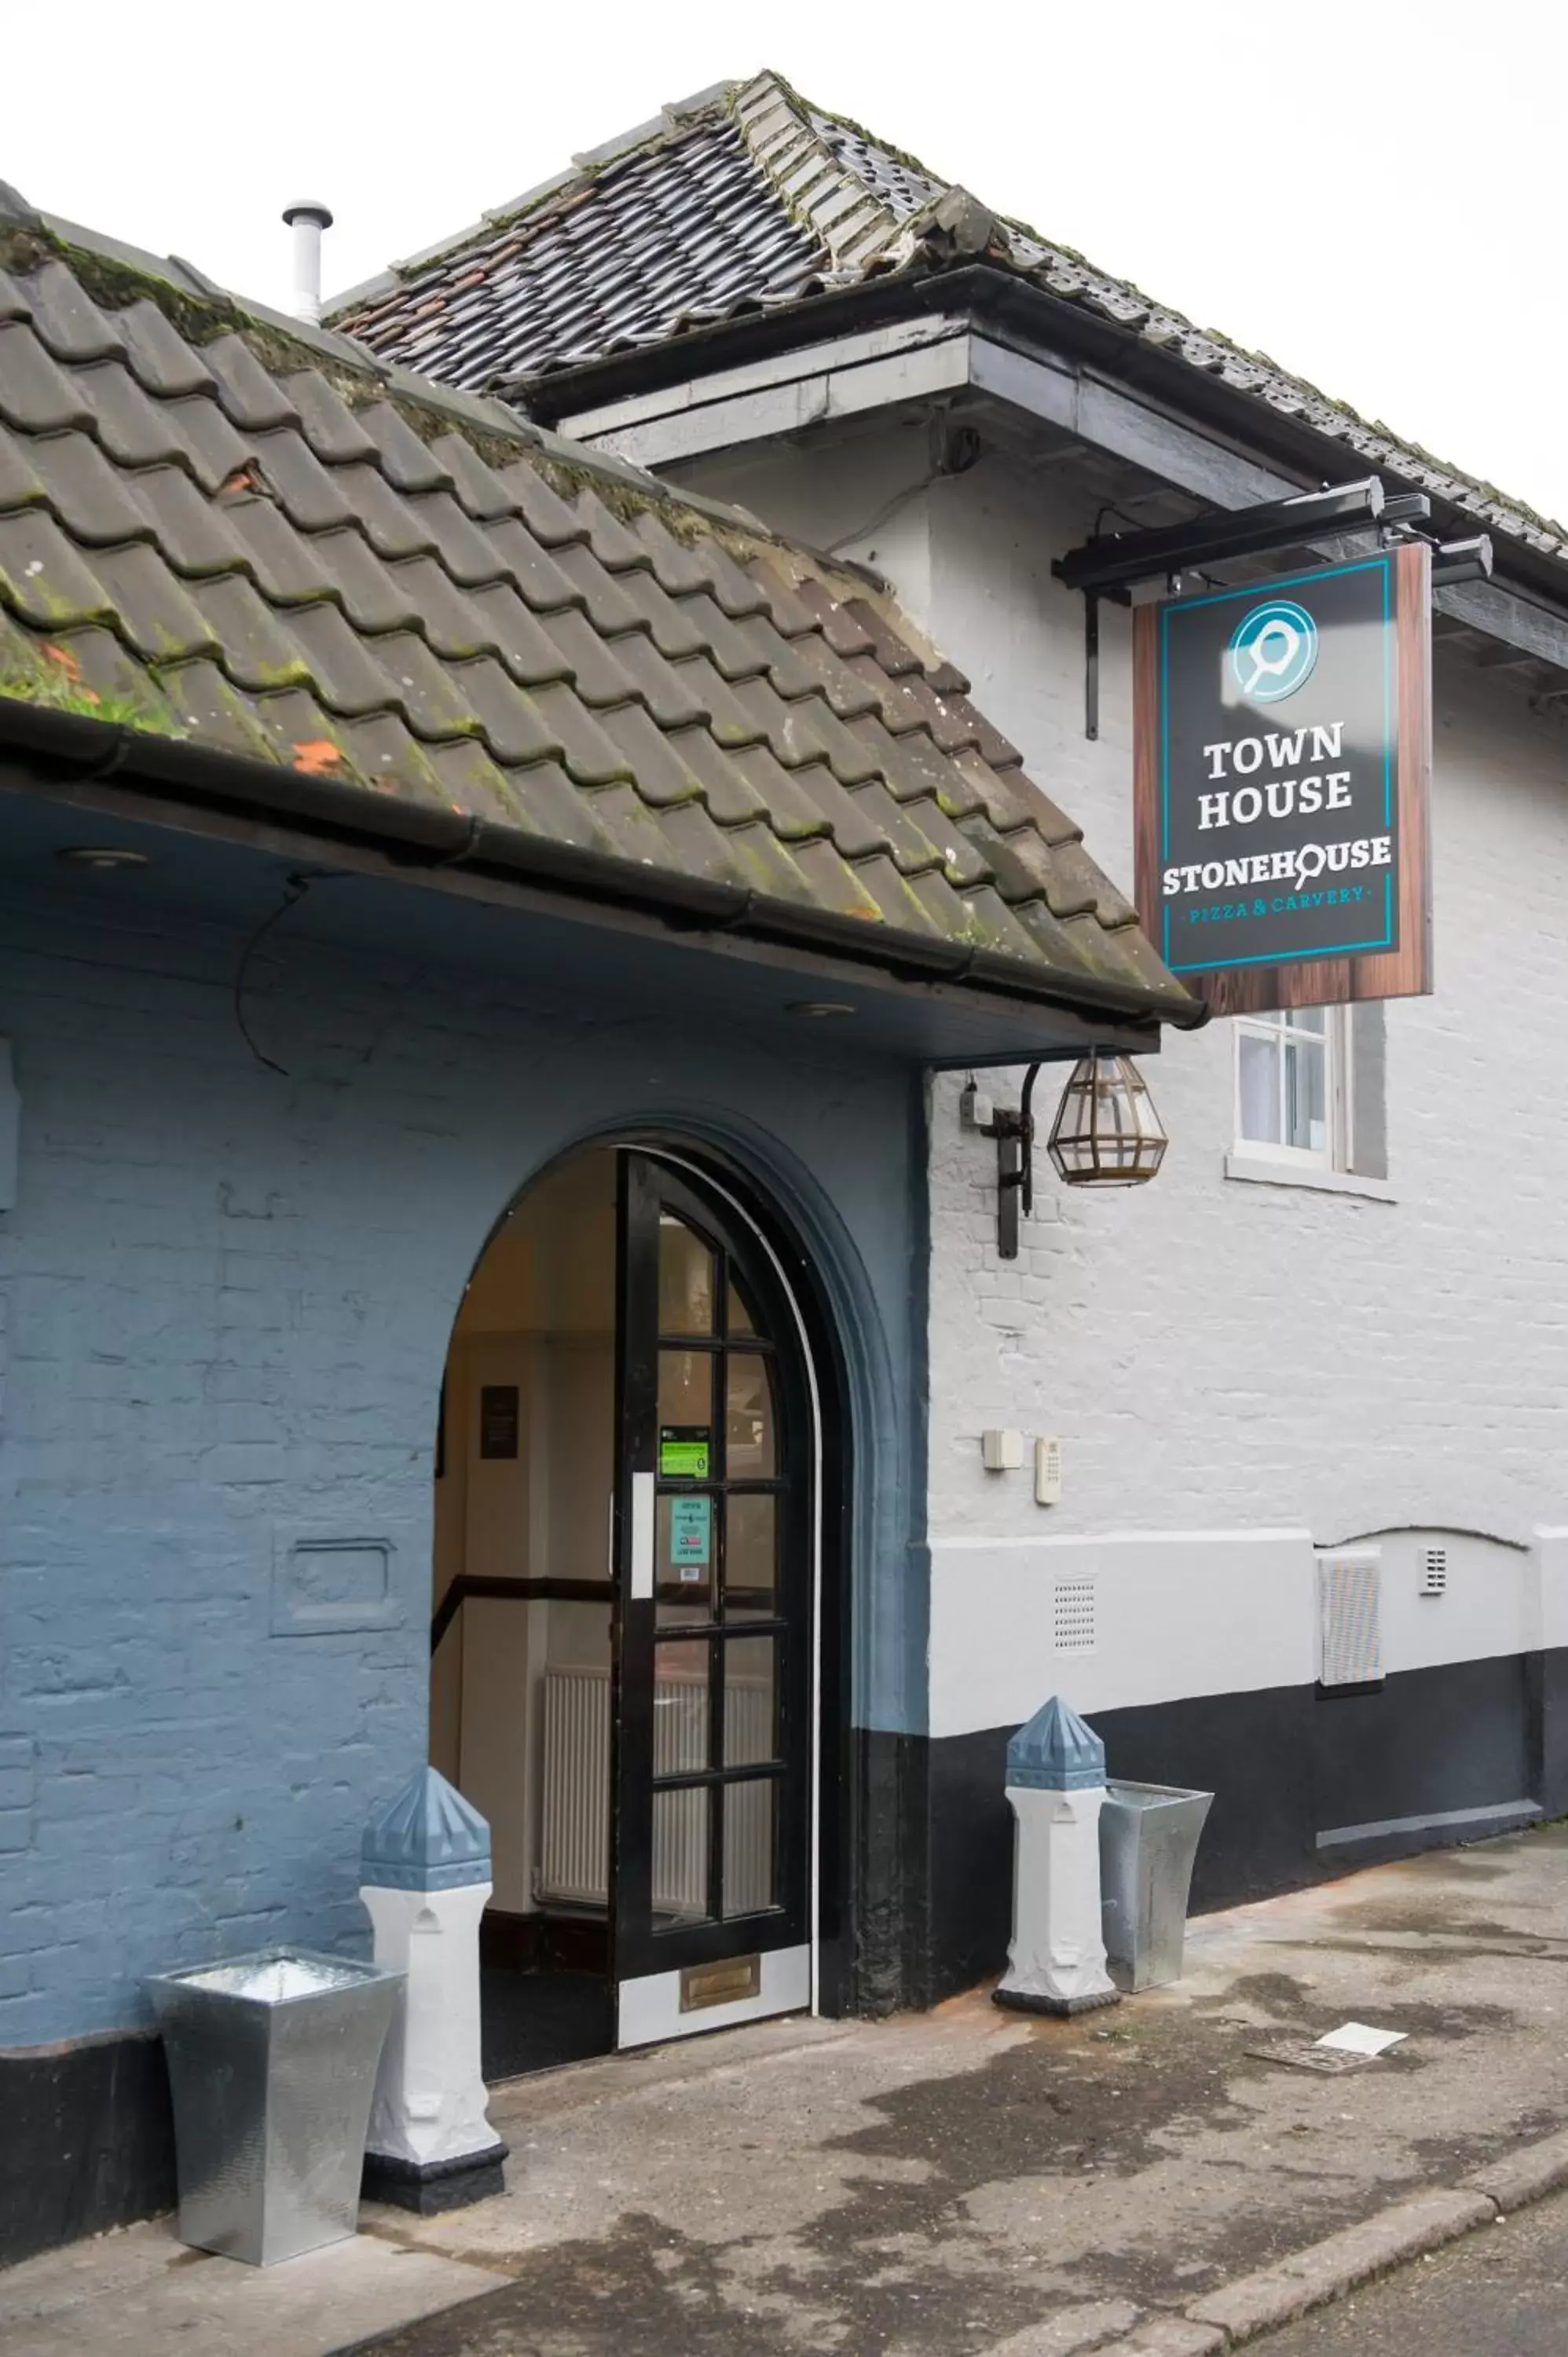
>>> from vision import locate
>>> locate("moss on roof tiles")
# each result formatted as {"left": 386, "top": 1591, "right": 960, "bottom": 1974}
{"left": 0, "top": 216, "right": 1192, "bottom": 1019}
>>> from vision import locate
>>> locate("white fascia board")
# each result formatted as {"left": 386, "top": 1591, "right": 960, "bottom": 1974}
{"left": 562, "top": 314, "right": 968, "bottom": 439}
{"left": 573, "top": 331, "right": 970, "bottom": 470}
{"left": 972, "top": 335, "right": 1299, "bottom": 510}
{"left": 970, "top": 335, "right": 1568, "bottom": 675}
{"left": 600, "top": 341, "right": 975, "bottom": 467}
{"left": 566, "top": 315, "right": 1568, "bottom": 675}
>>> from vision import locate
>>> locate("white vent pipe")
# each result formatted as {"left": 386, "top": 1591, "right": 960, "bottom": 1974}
{"left": 281, "top": 200, "right": 333, "bottom": 324}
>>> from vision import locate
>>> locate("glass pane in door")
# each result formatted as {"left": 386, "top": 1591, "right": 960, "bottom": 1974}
{"left": 658, "top": 1349, "right": 713, "bottom": 1430}
{"left": 652, "top": 1640, "right": 710, "bottom": 1772}
{"left": 652, "top": 1786, "right": 713, "bottom": 1924}
{"left": 728, "top": 1275, "right": 757, "bottom": 1334}
{"left": 726, "top": 1354, "right": 776, "bottom": 1476}
{"left": 724, "top": 1493, "right": 776, "bottom": 1621}
{"left": 658, "top": 1217, "right": 716, "bottom": 1334}
{"left": 723, "top": 1781, "right": 778, "bottom": 1918}
{"left": 724, "top": 1636, "right": 779, "bottom": 1765}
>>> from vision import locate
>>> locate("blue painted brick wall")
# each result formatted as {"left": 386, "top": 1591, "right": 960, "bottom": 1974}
{"left": 0, "top": 868, "right": 919, "bottom": 2049}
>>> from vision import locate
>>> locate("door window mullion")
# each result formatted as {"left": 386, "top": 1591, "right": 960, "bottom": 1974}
{"left": 650, "top": 1761, "right": 788, "bottom": 1791}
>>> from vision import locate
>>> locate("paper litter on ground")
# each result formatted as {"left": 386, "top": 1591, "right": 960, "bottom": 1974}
{"left": 1314, "top": 2022, "right": 1408, "bottom": 2056}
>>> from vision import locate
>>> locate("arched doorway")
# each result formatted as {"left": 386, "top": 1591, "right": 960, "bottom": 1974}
{"left": 430, "top": 1141, "right": 826, "bottom": 2077}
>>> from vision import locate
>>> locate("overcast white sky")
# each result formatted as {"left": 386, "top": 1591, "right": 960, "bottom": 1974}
{"left": 9, "top": 2, "right": 1564, "bottom": 525}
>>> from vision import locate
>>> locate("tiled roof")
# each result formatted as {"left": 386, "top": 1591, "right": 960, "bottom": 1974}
{"left": 334, "top": 70, "right": 1568, "bottom": 581}
{"left": 0, "top": 189, "right": 1192, "bottom": 1025}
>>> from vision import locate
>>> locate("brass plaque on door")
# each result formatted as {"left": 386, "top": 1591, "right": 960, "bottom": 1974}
{"left": 680, "top": 1954, "right": 760, "bottom": 2013}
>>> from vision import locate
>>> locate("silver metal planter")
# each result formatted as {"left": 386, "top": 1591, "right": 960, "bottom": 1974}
{"left": 1099, "top": 1780, "right": 1214, "bottom": 1992}
{"left": 148, "top": 1948, "right": 401, "bottom": 2266}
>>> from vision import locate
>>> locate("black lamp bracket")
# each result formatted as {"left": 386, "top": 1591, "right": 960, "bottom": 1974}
{"left": 962, "top": 1065, "right": 1042, "bottom": 1261}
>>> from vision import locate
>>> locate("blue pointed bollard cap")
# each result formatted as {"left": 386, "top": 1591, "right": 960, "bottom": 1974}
{"left": 361, "top": 1765, "right": 491, "bottom": 1891}
{"left": 1006, "top": 1695, "right": 1105, "bottom": 1791}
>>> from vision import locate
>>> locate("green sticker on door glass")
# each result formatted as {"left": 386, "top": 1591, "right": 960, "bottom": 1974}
{"left": 669, "top": 1494, "right": 713, "bottom": 1580}
{"left": 660, "top": 1425, "right": 711, "bottom": 1478}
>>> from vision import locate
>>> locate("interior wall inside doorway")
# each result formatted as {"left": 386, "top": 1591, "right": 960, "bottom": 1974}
{"left": 431, "top": 1147, "right": 616, "bottom": 1913}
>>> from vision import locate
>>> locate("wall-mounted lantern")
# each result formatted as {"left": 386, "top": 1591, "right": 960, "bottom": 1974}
{"left": 1047, "top": 1053, "right": 1167, "bottom": 1189}
{"left": 963, "top": 1051, "right": 1168, "bottom": 1262}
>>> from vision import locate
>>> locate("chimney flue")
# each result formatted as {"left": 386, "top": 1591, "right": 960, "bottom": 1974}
{"left": 281, "top": 200, "right": 333, "bottom": 325}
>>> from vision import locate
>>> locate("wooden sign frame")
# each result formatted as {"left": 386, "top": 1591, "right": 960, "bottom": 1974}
{"left": 1134, "top": 541, "right": 1433, "bottom": 1014}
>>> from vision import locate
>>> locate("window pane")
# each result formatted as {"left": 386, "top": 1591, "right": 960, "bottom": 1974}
{"left": 726, "top": 1353, "right": 776, "bottom": 1477}
{"left": 1285, "top": 1037, "right": 1328, "bottom": 1153}
{"left": 728, "top": 1276, "right": 757, "bottom": 1336}
{"left": 658, "top": 1216, "right": 716, "bottom": 1335}
{"left": 1285, "top": 1006, "right": 1326, "bottom": 1036}
{"left": 657, "top": 1493, "right": 714, "bottom": 1623}
{"left": 652, "top": 1641, "right": 709, "bottom": 1772}
{"left": 658, "top": 1349, "right": 713, "bottom": 1433}
{"left": 724, "top": 1636, "right": 779, "bottom": 1765}
{"left": 653, "top": 1785, "right": 712, "bottom": 1925}
{"left": 1237, "top": 1032, "right": 1281, "bottom": 1145}
{"left": 723, "top": 1780, "right": 779, "bottom": 1918}
{"left": 725, "top": 1492, "right": 777, "bottom": 1621}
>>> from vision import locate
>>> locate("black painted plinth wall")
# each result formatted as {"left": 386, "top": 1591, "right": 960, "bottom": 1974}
{"left": 0, "top": 2029, "right": 174, "bottom": 2269}
{"left": 7, "top": 1647, "right": 1567, "bottom": 2270}
{"left": 912, "top": 1648, "right": 1563, "bottom": 2008}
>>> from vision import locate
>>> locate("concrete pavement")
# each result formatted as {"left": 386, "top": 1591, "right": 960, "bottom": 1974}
{"left": 3, "top": 1826, "right": 1567, "bottom": 2356}
{"left": 337, "top": 1827, "right": 1568, "bottom": 2356}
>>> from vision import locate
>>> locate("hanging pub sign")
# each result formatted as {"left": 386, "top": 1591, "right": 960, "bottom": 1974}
{"left": 1133, "top": 542, "right": 1433, "bottom": 1014}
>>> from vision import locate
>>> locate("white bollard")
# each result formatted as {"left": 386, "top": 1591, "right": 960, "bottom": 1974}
{"left": 994, "top": 1695, "right": 1119, "bottom": 2018}
{"left": 359, "top": 1767, "right": 507, "bottom": 2212}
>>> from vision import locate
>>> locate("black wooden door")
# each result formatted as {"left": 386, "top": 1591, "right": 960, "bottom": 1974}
{"left": 611, "top": 1153, "right": 813, "bottom": 2007}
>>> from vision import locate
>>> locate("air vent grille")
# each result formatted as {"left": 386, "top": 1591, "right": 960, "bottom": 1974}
{"left": 1053, "top": 1578, "right": 1096, "bottom": 1654}
{"left": 1319, "top": 1552, "right": 1382, "bottom": 1686}
{"left": 1420, "top": 1546, "right": 1449, "bottom": 1597}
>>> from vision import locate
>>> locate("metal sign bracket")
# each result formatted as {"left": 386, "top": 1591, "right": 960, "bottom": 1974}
{"left": 1057, "top": 477, "right": 1489, "bottom": 742}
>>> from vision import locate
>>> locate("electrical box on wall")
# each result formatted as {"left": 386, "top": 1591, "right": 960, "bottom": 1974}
{"left": 1035, "top": 1437, "right": 1062, "bottom": 1506}
{"left": 1317, "top": 1549, "right": 1383, "bottom": 1688}
{"left": 981, "top": 1428, "right": 1024, "bottom": 1472}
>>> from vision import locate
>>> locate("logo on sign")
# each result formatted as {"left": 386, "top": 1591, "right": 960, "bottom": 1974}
{"left": 1229, "top": 599, "right": 1318, "bottom": 703}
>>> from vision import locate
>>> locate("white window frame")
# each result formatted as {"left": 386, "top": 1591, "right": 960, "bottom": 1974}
{"left": 1231, "top": 1004, "right": 1352, "bottom": 1174}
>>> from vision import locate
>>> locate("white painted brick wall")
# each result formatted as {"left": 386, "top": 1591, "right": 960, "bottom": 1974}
{"left": 679, "top": 430, "right": 1568, "bottom": 1560}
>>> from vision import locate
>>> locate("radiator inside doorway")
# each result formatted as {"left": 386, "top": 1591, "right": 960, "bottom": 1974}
{"left": 538, "top": 1665, "right": 771, "bottom": 1917}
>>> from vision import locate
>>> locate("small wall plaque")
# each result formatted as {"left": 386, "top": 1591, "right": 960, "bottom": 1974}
{"left": 479, "top": 1384, "right": 519, "bottom": 1461}
{"left": 271, "top": 1534, "right": 404, "bottom": 1636}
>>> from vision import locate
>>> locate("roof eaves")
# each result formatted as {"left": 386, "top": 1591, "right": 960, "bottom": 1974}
{"left": 0, "top": 694, "right": 1198, "bottom": 1031}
